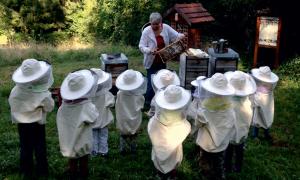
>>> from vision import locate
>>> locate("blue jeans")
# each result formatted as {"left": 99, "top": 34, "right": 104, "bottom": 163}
{"left": 145, "top": 63, "right": 166, "bottom": 107}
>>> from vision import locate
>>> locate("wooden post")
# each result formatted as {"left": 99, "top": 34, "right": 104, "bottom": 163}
{"left": 253, "top": 16, "right": 282, "bottom": 69}
{"left": 253, "top": 17, "right": 261, "bottom": 68}
{"left": 274, "top": 17, "right": 282, "bottom": 68}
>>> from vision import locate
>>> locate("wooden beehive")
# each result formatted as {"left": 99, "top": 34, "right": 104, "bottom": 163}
{"left": 214, "top": 58, "right": 238, "bottom": 74}
{"left": 207, "top": 48, "right": 239, "bottom": 76}
{"left": 100, "top": 53, "right": 128, "bottom": 81}
{"left": 164, "top": 3, "right": 214, "bottom": 48}
{"left": 179, "top": 54, "right": 209, "bottom": 90}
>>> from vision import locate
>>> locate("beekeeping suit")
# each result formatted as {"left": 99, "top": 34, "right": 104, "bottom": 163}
{"left": 251, "top": 66, "right": 279, "bottom": 129}
{"left": 57, "top": 69, "right": 99, "bottom": 158}
{"left": 115, "top": 70, "right": 147, "bottom": 135}
{"left": 195, "top": 73, "right": 235, "bottom": 152}
{"left": 148, "top": 85, "right": 191, "bottom": 174}
{"left": 9, "top": 60, "right": 54, "bottom": 124}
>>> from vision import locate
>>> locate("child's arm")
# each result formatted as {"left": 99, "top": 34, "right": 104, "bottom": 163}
{"left": 83, "top": 103, "right": 99, "bottom": 124}
{"left": 105, "top": 92, "right": 115, "bottom": 108}
{"left": 136, "top": 95, "right": 145, "bottom": 111}
{"left": 195, "top": 108, "right": 208, "bottom": 126}
{"left": 41, "top": 96, "right": 55, "bottom": 112}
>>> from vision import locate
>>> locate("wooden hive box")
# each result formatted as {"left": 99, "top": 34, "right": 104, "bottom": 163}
{"left": 214, "top": 58, "right": 238, "bottom": 74}
{"left": 207, "top": 48, "right": 239, "bottom": 76}
{"left": 179, "top": 53, "right": 209, "bottom": 90}
{"left": 100, "top": 53, "right": 128, "bottom": 82}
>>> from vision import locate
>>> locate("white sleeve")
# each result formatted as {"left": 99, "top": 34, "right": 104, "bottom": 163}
{"left": 196, "top": 108, "right": 209, "bottom": 124}
{"left": 105, "top": 92, "right": 115, "bottom": 107}
{"left": 42, "top": 96, "right": 55, "bottom": 112}
{"left": 166, "top": 24, "right": 184, "bottom": 42}
{"left": 139, "top": 31, "right": 151, "bottom": 54}
{"left": 84, "top": 103, "right": 99, "bottom": 124}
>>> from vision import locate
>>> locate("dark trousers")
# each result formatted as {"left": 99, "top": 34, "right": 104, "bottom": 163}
{"left": 252, "top": 127, "right": 272, "bottom": 140}
{"left": 145, "top": 63, "right": 166, "bottom": 107}
{"left": 68, "top": 155, "right": 89, "bottom": 180}
{"left": 224, "top": 143, "right": 244, "bottom": 173}
{"left": 18, "top": 123, "right": 48, "bottom": 176}
{"left": 120, "top": 134, "right": 137, "bottom": 155}
{"left": 199, "top": 148, "right": 225, "bottom": 180}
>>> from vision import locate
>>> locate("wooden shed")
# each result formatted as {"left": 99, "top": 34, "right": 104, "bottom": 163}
{"left": 164, "top": 3, "right": 214, "bottom": 48}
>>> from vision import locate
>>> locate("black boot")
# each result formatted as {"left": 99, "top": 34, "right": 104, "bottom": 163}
{"left": 67, "top": 159, "right": 78, "bottom": 180}
{"left": 234, "top": 143, "right": 244, "bottom": 173}
{"left": 224, "top": 144, "right": 234, "bottom": 173}
{"left": 212, "top": 151, "right": 226, "bottom": 180}
{"left": 168, "top": 169, "right": 177, "bottom": 180}
{"left": 252, "top": 127, "right": 259, "bottom": 138}
{"left": 199, "top": 149, "right": 211, "bottom": 178}
{"left": 78, "top": 155, "right": 89, "bottom": 180}
{"left": 130, "top": 134, "right": 137, "bottom": 155}
{"left": 264, "top": 129, "right": 273, "bottom": 143}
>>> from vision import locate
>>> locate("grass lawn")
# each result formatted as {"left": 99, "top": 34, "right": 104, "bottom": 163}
{"left": 0, "top": 42, "right": 299, "bottom": 179}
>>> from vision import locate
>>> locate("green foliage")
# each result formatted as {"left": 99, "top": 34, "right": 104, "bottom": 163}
{"left": 277, "top": 57, "right": 300, "bottom": 81}
{"left": 0, "top": 0, "right": 65, "bottom": 41}
{"left": 64, "top": 0, "right": 98, "bottom": 42}
{"left": 96, "top": 0, "right": 163, "bottom": 45}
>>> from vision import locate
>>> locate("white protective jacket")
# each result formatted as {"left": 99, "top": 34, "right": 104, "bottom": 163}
{"left": 230, "top": 97, "right": 253, "bottom": 144}
{"left": 187, "top": 98, "right": 203, "bottom": 136}
{"left": 115, "top": 91, "right": 144, "bottom": 135}
{"left": 196, "top": 108, "right": 235, "bottom": 153}
{"left": 148, "top": 110, "right": 191, "bottom": 174}
{"left": 8, "top": 86, "right": 54, "bottom": 124}
{"left": 139, "top": 23, "right": 184, "bottom": 69}
{"left": 252, "top": 92, "right": 275, "bottom": 129}
{"left": 91, "top": 91, "right": 115, "bottom": 129}
{"left": 57, "top": 100, "right": 99, "bottom": 158}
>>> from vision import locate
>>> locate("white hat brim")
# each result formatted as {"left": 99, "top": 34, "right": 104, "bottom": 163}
{"left": 251, "top": 69, "right": 279, "bottom": 84}
{"left": 191, "top": 76, "right": 206, "bottom": 87}
{"left": 202, "top": 78, "right": 235, "bottom": 96}
{"left": 116, "top": 71, "right": 144, "bottom": 91}
{"left": 191, "top": 80, "right": 199, "bottom": 87}
{"left": 155, "top": 87, "right": 191, "bottom": 110}
{"left": 12, "top": 61, "right": 50, "bottom": 84}
{"left": 61, "top": 70, "right": 95, "bottom": 100}
{"left": 152, "top": 69, "right": 180, "bottom": 89}
{"left": 90, "top": 68, "right": 110, "bottom": 85}
{"left": 225, "top": 71, "right": 257, "bottom": 96}
{"left": 97, "top": 72, "right": 110, "bottom": 85}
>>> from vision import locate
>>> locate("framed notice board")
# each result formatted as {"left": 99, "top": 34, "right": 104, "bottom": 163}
{"left": 253, "top": 16, "right": 282, "bottom": 68}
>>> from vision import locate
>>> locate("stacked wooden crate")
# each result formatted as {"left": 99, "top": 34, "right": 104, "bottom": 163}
{"left": 179, "top": 53, "right": 209, "bottom": 90}
{"left": 214, "top": 58, "right": 238, "bottom": 74}
{"left": 100, "top": 53, "right": 128, "bottom": 95}
{"left": 207, "top": 48, "right": 239, "bottom": 76}
{"left": 100, "top": 53, "right": 128, "bottom": 83}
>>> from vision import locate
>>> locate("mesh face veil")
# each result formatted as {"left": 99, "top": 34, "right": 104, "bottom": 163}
{"left": 95, "top": 74, "right": 112, "bottom": 96}
{"left": 253, "top": 77, "right": 276, "bottom": 94}
{"left": 197, "top": 83, "right": 232, "bottom": 112}
{"left": 17, "top": 66, "right": 54, "bottom": 92}
{"left": 121, "top": 77, "right": 147, "bottom": 96}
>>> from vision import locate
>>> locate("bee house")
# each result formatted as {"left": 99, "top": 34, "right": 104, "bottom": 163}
{"left": 164, "top": 3, "right": 214, "bottom": 48}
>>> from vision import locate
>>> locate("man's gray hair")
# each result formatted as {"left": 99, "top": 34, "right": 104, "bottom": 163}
{"left": 149, "top": 12, "right": 162, "bottom": 23}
